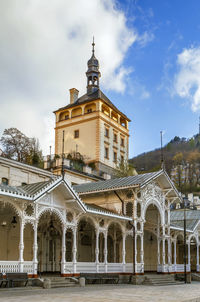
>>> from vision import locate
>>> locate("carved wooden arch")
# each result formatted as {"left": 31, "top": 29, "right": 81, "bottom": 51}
{"left": 76, "top": 213, "right": 98, "bottom": 229}
{"left": 0, "top": 199, "right": 22, "bottom": 218}
{"left": 107, "top": 220, "right": 124, "bottom": 233}
{"left": 188, "top": 234, "right": 198, "bottom": 244}
{"left": 24, "top": 219, "right": 35, "bottom": 229}
{"left": 143, "top": 198, "right": 164, "bottom": 225}
{"left": 125, "top": 232, "right": 133, "bottom": 239}
{"left": 175, "top": 232, "right": 184, "bottom": 241}
{"left": 37, "top": 207, "right": 64, "bottom": 225}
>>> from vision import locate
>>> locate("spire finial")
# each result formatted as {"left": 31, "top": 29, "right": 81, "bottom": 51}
{"left": 92, "top": 36, "right": 95, "bottom": 55}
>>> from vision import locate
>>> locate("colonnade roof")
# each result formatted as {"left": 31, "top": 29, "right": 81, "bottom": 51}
{"left": 74, "top": 171, "right": 163, "bottom": 194}
{"left": 0, "top": 177, "right": 132, "bottom": 221}
{"left": 170, "top": 210, "right": 200, "bottom": 232}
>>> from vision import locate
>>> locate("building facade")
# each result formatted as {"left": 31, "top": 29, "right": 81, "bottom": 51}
{"left": 54, "top": 42, "right": 130, "bottom": 176}
{"left": 1, "top": 166, "right": 200, "bottom": 279}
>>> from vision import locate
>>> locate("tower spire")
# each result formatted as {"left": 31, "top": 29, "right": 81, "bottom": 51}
{"left": 86, "top": 38, "right": 101, "bottom": 95}
{"left": 92, "top": 36, "right": 95, "bottom": 55}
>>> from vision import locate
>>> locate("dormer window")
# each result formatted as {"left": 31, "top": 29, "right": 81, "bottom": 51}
{"left": 65, "top": 115, "right": 69, "bottom": 120}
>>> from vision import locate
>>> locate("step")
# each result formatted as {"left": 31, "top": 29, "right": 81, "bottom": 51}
{"left": 143, "top": 274, "right": 179, "bottom": 286}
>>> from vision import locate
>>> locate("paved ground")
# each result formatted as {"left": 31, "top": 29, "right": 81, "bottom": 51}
{"left": 1, "top": 283, "right": 200, "bottom": 302}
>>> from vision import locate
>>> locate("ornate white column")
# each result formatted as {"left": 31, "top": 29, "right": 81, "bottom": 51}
{"left": 197, "top": 244, "right": 199, "bottom": 272}
{"left": 157, "top": 238, "right": 161, "bottom": 265}
{"left": 113, "top": 228, "right": 116, "bottom": 263}
{"left": 140, "top": 234, "right": 144, "bottom": 274}
{"left": 162, "top": 238, "right": 165, "bottom": 266}
{"left": 33, "top": 221, "right": 38, "bottom": 276}
{"left": 174, "top": 240, "right": 177, "bottom": 272}
{"left": 135, "top": 234, "right": 137, "bottom": 274}
{"left": 187, "top": 243, "right": 190, "bottom": 272}
{"left": 19, "top": 219, "right": 24, "bottom": 272}
{"left": 95, "top": 228, "right": 99, "bottom": 273}
{"left": 73, "top": 226, "right": 77, "bottom": 274}
{"left": 122, "top": 233, "right": 126, "bottom": 272}
{"left": 168, "top": 238, "right": 171, "bottom": 265}
{"left": 104, "top": 231, "right": 108, "bottom": 273}
{"left": 61, "top": 225, "right": 66, "bottom": 275}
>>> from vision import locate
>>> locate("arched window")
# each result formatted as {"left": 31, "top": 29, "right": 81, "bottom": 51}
{"left": 2, "top": 177, "right": 8, "bottom": 185}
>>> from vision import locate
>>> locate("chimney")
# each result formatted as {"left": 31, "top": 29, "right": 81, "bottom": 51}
{"left": 69, "top": 88, "right": 79, "bottom": 104}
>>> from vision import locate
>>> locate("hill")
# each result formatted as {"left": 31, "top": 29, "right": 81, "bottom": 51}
{"left": 129, "top": 134, "right": 200, "bottom": 193}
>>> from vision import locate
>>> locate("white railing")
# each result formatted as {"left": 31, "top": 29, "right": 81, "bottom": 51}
{"left": 107, "top": 263, "right": 123, "bottom": 273}
{"left": 0, "top": 261, "right": 34, "bottom": 274}
{"left": 175, "top": 264, "right": 190, "bottom": 272}
{"left": 76, "top": 262, "right": 96, "bottom": 273}
{"left": 136, "top": 263, "right": 144, "bottom": 274}
{"left": 125, "top": 263, "right": 133, "bottom": 273}
{"left": 98, "top": 263, "right": 105, "bottom": 273}
{"left": 0, "top": 261, "right": 20, "bottom": 274}
{"left": 23, "top": 261, "right": 34, "bottom": 274}
{"left": 63, "top": 262, "right": 73, "bottom": 274}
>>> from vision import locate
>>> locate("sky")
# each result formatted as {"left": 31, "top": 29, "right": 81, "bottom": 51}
{"left": 0, "top": 0, "right": 200, "bottom": 158}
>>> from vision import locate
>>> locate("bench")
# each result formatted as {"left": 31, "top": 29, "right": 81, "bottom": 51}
{"left": 0, "top": 273, "right": 7, "bottom": 287}
{"left": 6, "top": 273, "right": 29, "bottom": 287}
{"left": 80, "top": 273, "right": 119, "bottom": 284}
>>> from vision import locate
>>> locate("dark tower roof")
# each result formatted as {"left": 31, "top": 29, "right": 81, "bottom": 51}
{"left": 86, "top": 38, "right": 101, "bottom": 95}
{"left": 87, "top": 39, "right": 99, "bottom": 70}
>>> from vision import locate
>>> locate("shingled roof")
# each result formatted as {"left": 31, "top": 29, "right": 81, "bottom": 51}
{"left": 170, "top": 210, "right": 200, "bottom": 232}
{"left": 73, "top": 171, "right": 163, "bottom": 194}
{"left": 54, "top": 89, "right": 131, "bottom": 122}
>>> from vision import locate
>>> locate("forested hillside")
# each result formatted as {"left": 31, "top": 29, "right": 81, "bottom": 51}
{"left": 130, "top": 134, "right": 200, "bottom": 193}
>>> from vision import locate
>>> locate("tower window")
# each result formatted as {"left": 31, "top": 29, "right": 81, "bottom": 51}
{"left": 2, "top": 177, "right": 8, "bottom": 185}
{"left": 113, "top": 151, "right": 117, "bottom": 163}
{"left": 113, "top": 133, "right": 117, "bottom": 143}
{"left": 105, "top": 147, "right": 109, "bottom": 159}
{"left": 65, "top": 115, "right": 69, "bottom": 120}
{"left": 121, "top": 138, "right": 124, "bottom": 147}
{"left": 87, "top": 108, "right": 92, "bottom": 113}
{"left": 74, "top": 130, "right": 79, "bottom": 138}
{"left": 105, "top": 128, "right": 109, "bottom": 138}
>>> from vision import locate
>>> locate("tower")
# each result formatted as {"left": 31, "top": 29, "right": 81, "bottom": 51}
{"left": 54, "top": 41, "right": 130, "bottom": 177}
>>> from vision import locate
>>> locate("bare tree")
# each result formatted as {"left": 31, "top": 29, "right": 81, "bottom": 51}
{"left": 0, "top": 128, "right": 43, "bottom": 167}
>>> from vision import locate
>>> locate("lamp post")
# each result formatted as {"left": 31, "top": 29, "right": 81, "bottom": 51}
{"left": 183, "top": 197, "right": 187, "bottom": 284}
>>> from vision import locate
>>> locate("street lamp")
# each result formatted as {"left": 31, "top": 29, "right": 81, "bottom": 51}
{"left": 183, "top": 197, "right": 188, "bottom": 284}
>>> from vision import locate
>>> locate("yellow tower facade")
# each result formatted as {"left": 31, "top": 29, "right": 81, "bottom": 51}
{"left": 54, "top": 42, "right": 130, "bottom": 176}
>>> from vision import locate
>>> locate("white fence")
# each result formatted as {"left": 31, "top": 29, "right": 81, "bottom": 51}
{"left": 0, "top": 261, "right": 34, "bottom": 274}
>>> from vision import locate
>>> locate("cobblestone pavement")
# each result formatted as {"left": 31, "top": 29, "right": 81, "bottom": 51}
{"left": 1, "top": 284, "right": 200, "bottom": 302}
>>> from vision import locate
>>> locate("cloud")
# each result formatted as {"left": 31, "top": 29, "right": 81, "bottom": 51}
{"left": 174, "top": 46, "right": 200, "bottom": 112}
{"left": 0, "top": 0, "right": 148, "bottom": 154}
{"left": 137, "top": 31, "right": 154, "bottom": 48}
